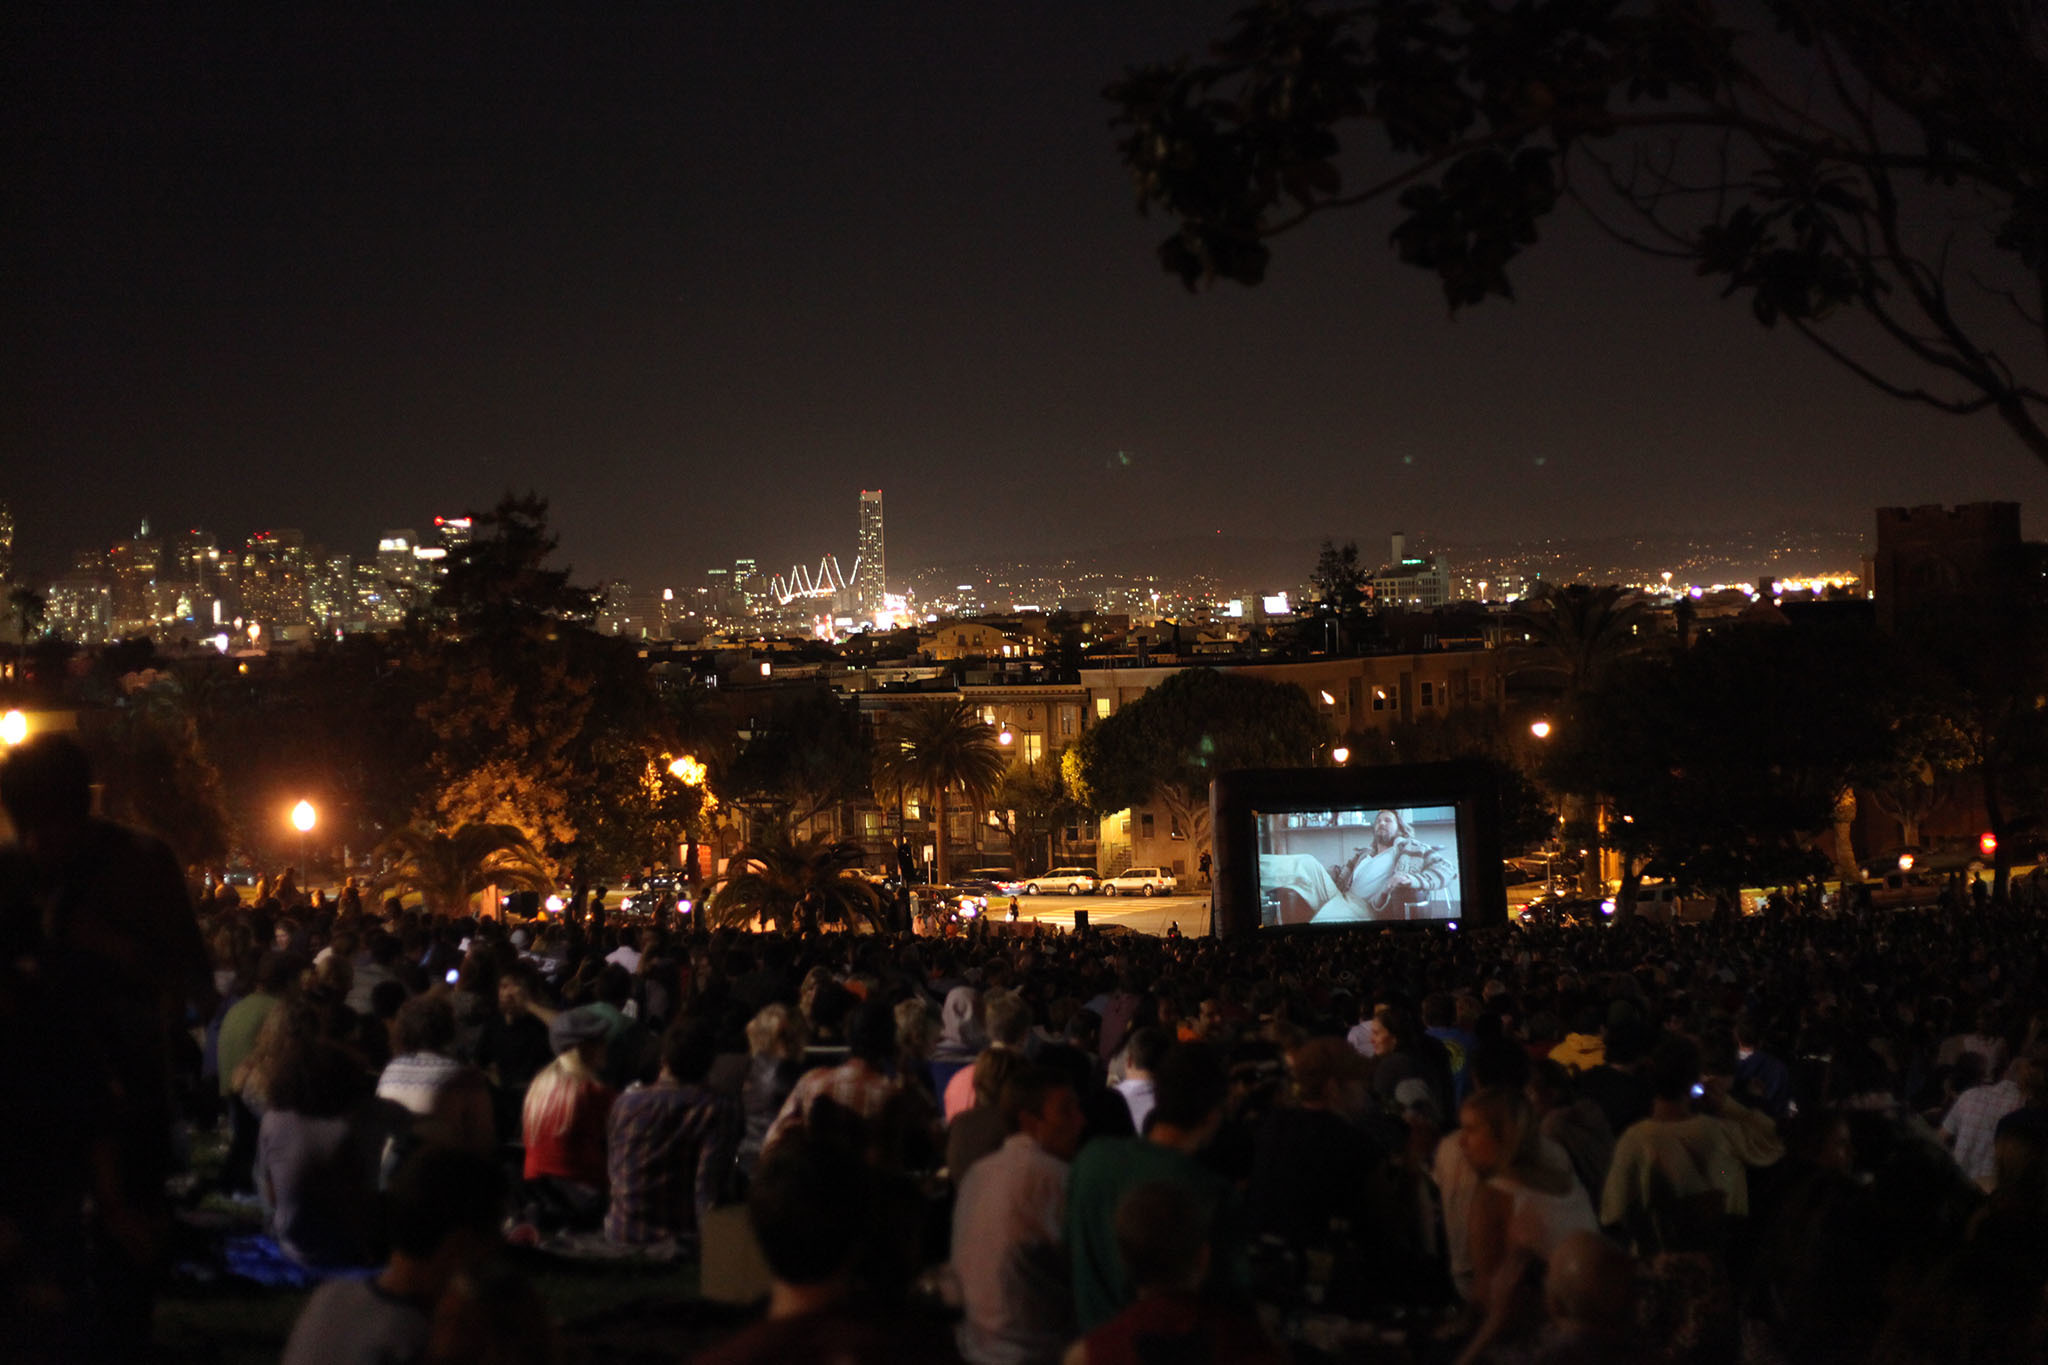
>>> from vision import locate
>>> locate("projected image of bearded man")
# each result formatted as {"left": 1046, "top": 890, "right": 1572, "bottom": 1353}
{"left": 1262, "top": 810, "right": 1452, "bottom": 922}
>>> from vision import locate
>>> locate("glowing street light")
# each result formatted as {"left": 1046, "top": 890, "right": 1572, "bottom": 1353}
{"left": 997, "top": 724, "right": 1014, "bottom": 747}
{"left": 1529, "top": 720, "right": 1553, "bottom": 740}
{"left": 668, "top": 755, "right": 707, "bottom": 786}
{"left": 0, "top": 709, "right": 26, "bottom": 746}
{"left": 1331, "top": 746, "right": 1350, "bottom": 765}
{"left": 290, "top": 800, "right": 317, "bottom": 888}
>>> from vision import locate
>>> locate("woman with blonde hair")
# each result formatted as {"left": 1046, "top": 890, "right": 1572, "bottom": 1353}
{"left": 737, "top": 1002, "right": 807, "bottom": 1179}
{"left": 1455, "top": 1086, "right": 1599, "bottom": 1365}
{"left": 520, "top": 1008, "right": 616, "bottom": 1231}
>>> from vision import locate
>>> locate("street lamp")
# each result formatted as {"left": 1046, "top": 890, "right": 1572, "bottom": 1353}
{"left": 668, "top": 755, "right": 706, "bottom": 786}
{"left": 1529, "top": 719, "right": 1552, "bottom": 740}
{"left": 1331, "top": 746, "right": 1350, "bottom": 765}
{"left": 290, "top": 800, "right": 316, "bottom": 889}
{"left": 997, "top": 723, "right": 1013, "bottom": 747}
{"left": 0, "top": 709, "right": 26, "bottom": 747}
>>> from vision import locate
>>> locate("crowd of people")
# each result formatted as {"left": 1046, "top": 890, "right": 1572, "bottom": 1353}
{"left": 6, "top": 731, "right": 2048, "bottom": 1363}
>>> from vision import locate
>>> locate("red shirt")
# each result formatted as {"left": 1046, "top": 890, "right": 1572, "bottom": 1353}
{"left": 1080, "top": 1294, "right": 1284, "bottom": 1365}
{"left": 523, "top": 1066, "right": 616, "bottom": 1185}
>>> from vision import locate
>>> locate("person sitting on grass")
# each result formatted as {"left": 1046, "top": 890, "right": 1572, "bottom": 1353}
{"left": 520, "top": 1006, "right": 616, "bottom": 1232}
{"left": 690, "top": 1127, "right": 957, "bottom": 1365}
{"left": 253, "top": 995, "right": 385, "bottom": 1268}
{"left": 376, "top": 993, "right": 495, "bottom": 1165}
{"left": 1063, "top": 1181, "right": 1284, "bottom": 1365}
{"left": 281, "top": 1147, "right": 504, "bottom": 1365}
{"left": 605, "top": 1018, "right": 740, "bottom": 1251}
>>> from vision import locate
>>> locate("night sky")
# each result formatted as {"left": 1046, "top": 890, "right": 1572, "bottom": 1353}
{"left": 8, "top": 3, "right": 2045, "bottom": 589}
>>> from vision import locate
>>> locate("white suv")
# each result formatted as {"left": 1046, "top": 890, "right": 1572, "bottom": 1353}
{"left": 1024, "top": 867, "right": 1099, "bottom": 895}
{"left": 1102, "top": 866, "right": 1177, "bottom": 896}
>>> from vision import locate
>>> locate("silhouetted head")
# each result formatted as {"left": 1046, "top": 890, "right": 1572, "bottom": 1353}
{"left": 0, "top": 733, "right": 93, "bottom": 846}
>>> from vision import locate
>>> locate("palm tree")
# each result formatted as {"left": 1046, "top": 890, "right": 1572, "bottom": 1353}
{"left": 1513, "top": 583, "right": 1659, "bottom": 697}
{"left": 872, "top": 699, "right": 1009, "bottom": 885}
{"left": 1514, "top": 584, "right": 1661, "bottom": 899}
{"left": 708, "top": 825, "right": 884, "bottom": 934}
{"left": 375, "top": 822, "right": 553, "bottom": 916}
{"left": 8, "top": 587, "right": 46, "bottom": 645}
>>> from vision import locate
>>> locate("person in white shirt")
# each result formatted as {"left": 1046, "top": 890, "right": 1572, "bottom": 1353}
{"left": 1115, "top": 1027, "right": 1170, "bottom": 1135}
{"left": 1942, "top": 1061, "right": 2024, "bottom": 1188}
{"left": 604, "top": 927, "right": 644, "bottom": 974}
{"left": 950, "top": 1065, "right": 1087, "bottom": 1365}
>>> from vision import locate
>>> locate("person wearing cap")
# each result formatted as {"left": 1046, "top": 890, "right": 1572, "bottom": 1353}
{"left": 520, "top": 1005, "right": 617, "bottom": 1231}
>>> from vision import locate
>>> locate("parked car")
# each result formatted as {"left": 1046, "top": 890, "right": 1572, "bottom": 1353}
{"left": 960, "top": 867, "right": 1028, "bottom": 895}
{"left": 1618, "top": 881, "right": 1702, "bottom": 923}
{"left": 1024, "top": 867, "right": 1099, "bottom": 895}
{"left": 1515, "top": 894, "right": 1610, "bottom": 929}
{"left": 1101, "top": 866, "right": 1177, "bottom": 896}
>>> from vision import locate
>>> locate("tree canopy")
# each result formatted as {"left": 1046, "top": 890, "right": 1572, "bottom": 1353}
{"left": 1110, "top": 0, "right": 2048, "bottom": 463}
{"left": 872, "top": 699, "right": 1010, "bottom": 882}
{"left": 1068, "top": 667, "right": 1330, "bottom": 831}
{"left": 433, "top": 492, "right": 598, "bottom": 637}
{"left": 710, "top": 825, "right": 884, "bottom": 935}
{"left": 1544, "top": 619, "right": 1896, "bottom": 893}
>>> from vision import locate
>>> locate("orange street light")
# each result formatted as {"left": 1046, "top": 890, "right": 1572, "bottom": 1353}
{"left": 1529, "top": 720, "right": 1553, "bottom": 739}
{"left": 291, "top": 800, "right": 317, "bottom": 833}
{"left": 0, "top": 709, "right": 26, "bottom": 746}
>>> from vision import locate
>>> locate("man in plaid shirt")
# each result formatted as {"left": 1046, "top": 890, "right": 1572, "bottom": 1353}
{"left": 605, "top": 1021, "right": 739, "bottom": 1249}
{"left": 1941, "top": 1058, "right": 2022, "bottom": 1189}
{"left": 762, "top": 1001, "right": 934, "bottom": 1157}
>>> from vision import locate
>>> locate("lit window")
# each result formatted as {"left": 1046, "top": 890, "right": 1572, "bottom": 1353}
{"left": 1095, "top": 698, "right": 1111, "bottom": 719}
{"left": 1059, "top": 706, "right": 1076, "bottom": 737}
{"left": 1022, "top": 734, "right": 1044, "bottom": 764}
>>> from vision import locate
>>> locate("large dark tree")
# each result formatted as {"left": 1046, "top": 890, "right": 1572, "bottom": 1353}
{"left": 1309, "top": 539, "right": 1374, "bottom": 654}
{"left": 1546, "top": 619, "right": 1895, "bottom": 903}
{"left": 725, "top": 687, "right": 876, "bottom": 830}
{"left": 433, "top": 492, "right": 598, "bottom": 637}
{"left": 1111, "top": 0, "right": 2048, "bottom": 463}
{"left": 1067, "top": 667, "right": 1329, "bottom": 860}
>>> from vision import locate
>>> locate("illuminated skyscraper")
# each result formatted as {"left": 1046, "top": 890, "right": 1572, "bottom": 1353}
{"left": 856, "top": 489, "right": 885, "bottom": 616}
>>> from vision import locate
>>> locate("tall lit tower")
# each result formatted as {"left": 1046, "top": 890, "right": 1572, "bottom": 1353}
{"left": 856, "top": 489, "right": 885, "bottom": 617}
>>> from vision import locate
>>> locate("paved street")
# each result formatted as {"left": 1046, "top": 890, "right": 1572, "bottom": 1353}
{"left": 1003, "top": 890, "right": 1213, "bottom": 937}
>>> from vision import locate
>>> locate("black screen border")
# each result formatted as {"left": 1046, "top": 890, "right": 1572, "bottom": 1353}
{"left": 1209, "top": 760, "right": 1507, "bottom": 937}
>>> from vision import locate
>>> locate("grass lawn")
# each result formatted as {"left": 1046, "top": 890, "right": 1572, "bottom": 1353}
{"left": 157, "top": 1247, "right": 741, "bottom": 1364}
{"left": 158, "top": 1129, "right": 750, "bottom": 1363}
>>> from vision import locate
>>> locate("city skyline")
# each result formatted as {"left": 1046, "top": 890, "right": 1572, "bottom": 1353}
{"left": 8, "top": 480, "right": 1886, "bottom": 648}
{"left": 8, "top": 4, "right": 2046, "bottom": 590}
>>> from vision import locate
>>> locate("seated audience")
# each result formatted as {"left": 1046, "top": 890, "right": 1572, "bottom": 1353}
{"left": 282, "top": 1147, "right": 505, "bottom": 1365}
{"left": 605, "top": 1019, "right": 740, "bottom": 1250}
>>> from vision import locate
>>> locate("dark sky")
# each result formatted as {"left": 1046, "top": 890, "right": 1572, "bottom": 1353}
{"left": 7, "top": 3, "right": 2045, "bottom": 588}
